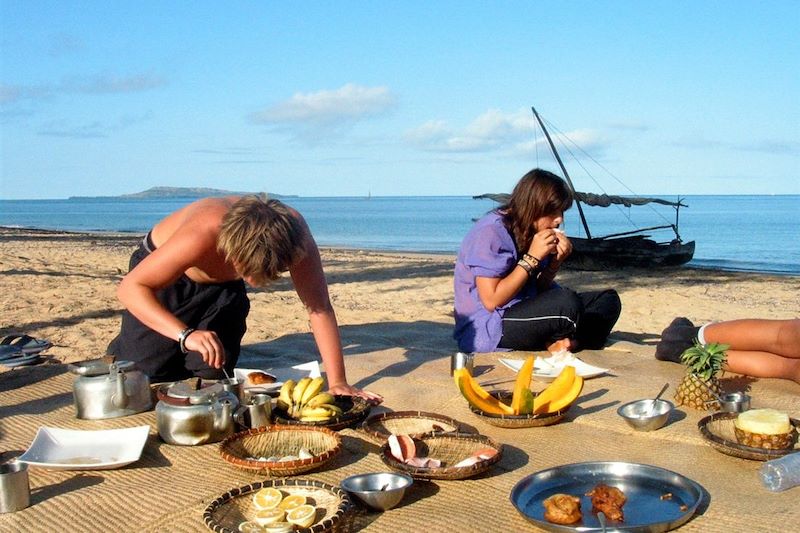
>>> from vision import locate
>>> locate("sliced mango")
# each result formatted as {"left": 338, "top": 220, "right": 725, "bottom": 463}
{"left": 510, "top": 355, "right": 535, "bottom": 415}
{"left": 532, "top": 365, "right": 576, "bottom": 414}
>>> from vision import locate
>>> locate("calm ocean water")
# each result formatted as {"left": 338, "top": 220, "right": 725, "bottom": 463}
{"left": 0, "top": 195, "right": 798, "bottom": 275}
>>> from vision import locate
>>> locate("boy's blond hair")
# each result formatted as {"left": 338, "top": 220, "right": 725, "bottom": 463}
{"left": 217, "top": 194, "right": 306, "bottom": 286}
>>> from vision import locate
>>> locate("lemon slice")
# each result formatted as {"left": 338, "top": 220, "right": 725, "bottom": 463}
{"left": 264, "top": 523, "right": 294, "bottom": 533}
{"left": 238, "top": 521, "right": 264, "bottom": 533}
{"left": 253, "top": 508, "right": 286, "bottom": 526}
{"left": 278, "top": 493, "right": 307, "bottom": 511}
{"left": 286, "top": 504, "right": 317, "bottom": 529}
{"left": 252, "top": 487, "right": 283, "bottom": 510}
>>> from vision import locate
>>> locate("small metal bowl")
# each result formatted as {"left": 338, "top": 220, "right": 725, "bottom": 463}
{"left": 617, "top": 399, "right": 674, "bottom": 431}
{"left": 340, "top": 472, "right": 413, "bottom": 511}
{"left": 719, "top": 392, "right": 751, "bottom": 413}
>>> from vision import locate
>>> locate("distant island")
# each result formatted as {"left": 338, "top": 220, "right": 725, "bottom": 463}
{"left": 69, "top": 186, "right": 296, "bottom": 200}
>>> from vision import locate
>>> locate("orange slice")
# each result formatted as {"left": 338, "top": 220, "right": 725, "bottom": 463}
{"left": 252, "top": 487, "right": 283, "bottom": 510}
{"left": 286, "top": 504, "right": 317, "bottom": 529}
{"left": 253, "top": 508, "right": 286, "bottom": 526}
{"left": 238, "top": 521, "right": 264, "bottom": 533}
{"left": 278, "top": 493, "right": 307, "bottom": 511}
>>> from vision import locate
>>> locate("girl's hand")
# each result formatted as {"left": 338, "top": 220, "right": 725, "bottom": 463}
{"left": 553, "top": 232, "right": 573, "bottom": 263}
{"left": 328, "top": 382, "right": 384, "bottom": 404}
{"left": 528, "top": 229, "right": 560, "bottom": 260}
{"left": 183, "top": 329, "right": 226, "bottom": 369}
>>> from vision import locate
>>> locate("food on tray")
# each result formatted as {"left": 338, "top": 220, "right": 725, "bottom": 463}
{"left": 247, "top": 371, "right": 276, "bottom": 385}
{"left": 264, "top": 523, "right": 294, "bottom": 533}
{"left": 453, "top": 361, "right": 584, "bottom": 417}
{"left": 734, "top": 408, "right": 795, "bottom": 449}
{"left": 542, "top": 493, "right": 582, "bottom": 525}
{"left": 586, "top": 483, "right": 626, "bottom": 522}
{"left": 246, "top": 447, "right": 316, "bottom": 463}
{"left": 452, "top": 447, "right": 498, "bottom": 468}
{"left": 253, "top": 487, "right": 284, "bottom": 510}
{"left": 279, "top": 494, "right": 307, "bottom": 511}
{"left": 287, "top": 504, "right": 317, "bottom": 528}
{"left": 246, "top": 490, "right": 319, "bottom": 531}
{"left": 453, "top": 367, "right": 514, "bottom": 415}
{"left": 387, "top": 434, "right": 442, "bottom": 468}
{"left": 277, "top": 377, "right": 343, "bottom": 422}
{"left": 254, "top": 508, "right": 286, "bottom": 526}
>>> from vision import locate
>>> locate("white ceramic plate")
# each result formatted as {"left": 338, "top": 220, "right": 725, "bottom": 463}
{"left": 19, "top": 426, "right": 150, "bottom": 470}
{"left": 500, "top": 356, "right": 608, "bottom": 382}
{"left": 234, "top": 361, "right": 322, "bottom": 393}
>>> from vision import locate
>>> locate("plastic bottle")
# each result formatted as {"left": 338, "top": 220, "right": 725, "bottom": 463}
{"left": 760, "top": 453, "right": 800, "bottom": 492}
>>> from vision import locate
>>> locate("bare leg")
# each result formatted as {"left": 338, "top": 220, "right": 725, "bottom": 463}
{"left": 703, "top": 319, "right": 800, "bottom": 358}
{"left": 725, "top": 349, "right": 800, "bottom": 384}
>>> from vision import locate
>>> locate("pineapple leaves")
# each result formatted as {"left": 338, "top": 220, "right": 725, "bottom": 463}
{"left": 679, "top": 340, "right": 729, "bottom": 381}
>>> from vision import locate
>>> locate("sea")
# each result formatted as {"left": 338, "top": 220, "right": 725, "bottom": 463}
{"left": 1, "top": 195, "right": 798, "bottom": 275}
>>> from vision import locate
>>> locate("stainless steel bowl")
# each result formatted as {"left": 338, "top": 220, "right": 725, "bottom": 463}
{"left": 340, "top": 472, "right": 413, "bottom": 511}
{"left": 719, "top": 392, "right": 751, "bottom": 413}
{"left": 617, "top": 399, "right": 674, "bottom": 431}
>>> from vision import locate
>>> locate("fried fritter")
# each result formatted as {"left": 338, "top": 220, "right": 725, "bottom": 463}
{"left": 586, "top": 483, "right": 626, "bottom": 522}
{"left": 543, "top": 493, "right": 582, "bottom": 525}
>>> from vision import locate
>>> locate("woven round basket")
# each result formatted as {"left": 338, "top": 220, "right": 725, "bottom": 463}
{"left": 203, "top": 478, "right": 351, "bottom": 533}
{"left": 698, "top": 412, "right": 800, "bottom": 461}
{"left": 361, "top": 411, "right": 466, "bottom": 444}
{"left": 380, "top": 432, "right": 502, "bottom": 480}
{"left": 219, "top": 425, "right": 342, "bottom": 476}
{"left": 469, "top": 390, "right": 567, "bottom": 428}
{"left": 272, "top": 395, "right": 372, "bottom": 431}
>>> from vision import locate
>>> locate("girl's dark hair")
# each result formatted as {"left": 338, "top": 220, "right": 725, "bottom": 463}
{"left": 500, "top": 168, "right": 573, "bottom": 252}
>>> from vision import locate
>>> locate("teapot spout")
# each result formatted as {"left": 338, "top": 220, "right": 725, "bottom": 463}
{"left": 215, "top": 399, "right": 233, "bottom": 432}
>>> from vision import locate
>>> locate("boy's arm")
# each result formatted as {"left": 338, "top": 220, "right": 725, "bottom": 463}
{"left": 117, "top": 224, "right": 226, "bottom": 369}
{"left": 289, "top": 219, "right": 382, "bottom": 403}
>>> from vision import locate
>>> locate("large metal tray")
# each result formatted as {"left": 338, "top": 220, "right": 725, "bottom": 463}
{"left": 510, "top": 461, "right": 703, "bottom": 532}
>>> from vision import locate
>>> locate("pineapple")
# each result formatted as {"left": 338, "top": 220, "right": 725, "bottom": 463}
{"left": 674, "top": 340, "right": 729, "bottom": 410}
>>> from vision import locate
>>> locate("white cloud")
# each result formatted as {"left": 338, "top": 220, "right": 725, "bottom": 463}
{"left": 250, "top": 83, "right": 396, "bottom": 128}
{"left": 405, "top": 107, "right": 607, "bottom": 156}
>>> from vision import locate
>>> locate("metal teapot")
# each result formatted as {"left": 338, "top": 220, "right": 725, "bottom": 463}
{"left": 69, "top": 358, "right": 153, "bottom": 420}
{"left": 155, "top": 380, "right": 239, "bottom": 446}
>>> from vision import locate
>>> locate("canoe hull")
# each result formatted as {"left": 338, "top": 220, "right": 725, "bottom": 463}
{"left": 565, "top": 236, "right": 695, "bottom": 270}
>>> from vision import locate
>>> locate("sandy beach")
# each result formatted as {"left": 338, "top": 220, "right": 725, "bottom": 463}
{"left": 1, "top": 226, "right": 798, "bottom": 370}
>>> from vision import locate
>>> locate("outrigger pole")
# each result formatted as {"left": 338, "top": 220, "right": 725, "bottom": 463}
{"left": 531, "top": 106, "right": 592, "bottom": 239}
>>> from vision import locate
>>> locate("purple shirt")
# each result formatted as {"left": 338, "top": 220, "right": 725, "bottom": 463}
{"left": 453, "top": 211, "right": 539, "bottom": 352}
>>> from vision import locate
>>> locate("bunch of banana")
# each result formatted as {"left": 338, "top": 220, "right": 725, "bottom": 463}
{"left": 277, "top": 377, "right": 343, "bottom": 422}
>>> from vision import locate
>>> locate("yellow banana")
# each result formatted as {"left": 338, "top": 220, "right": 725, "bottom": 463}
{"left": 299, "top": 406, "right": 334, "bottom": 418}
{"left": 323, "top": 403, "right": 343, "bottom": 416}
{"left": 545, "top": 375, "right": 584, "bottom": 413}
{"left": 300, "top": 377, "right": 325, "bottom": 406}
{"left": 305, "top": 392, "right": 336, "bottom": 407}
{"left": 300, "top": 415, "right": 333, "bottom": 422}
{"left": 278, "top": 380, "right": 295, "bottom": 411}
{"left": 533, "top": 365, "right": 576, "bottom": 414}
{"left": 292, "top": 377, "right": 312, "bottom": 406}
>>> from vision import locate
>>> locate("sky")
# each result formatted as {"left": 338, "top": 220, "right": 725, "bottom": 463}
{"left": 1, "top": 1, "right": 798, "bottom": 199}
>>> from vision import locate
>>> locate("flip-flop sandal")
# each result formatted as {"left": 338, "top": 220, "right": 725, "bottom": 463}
{"left": 0, "top": 345, "right": 25, "bottom": 361}
{"left": 0, "top": 353, "right": 41, "bottom": 368}
{"left": 0, "top": 334, "right": 52, "bottom": 355}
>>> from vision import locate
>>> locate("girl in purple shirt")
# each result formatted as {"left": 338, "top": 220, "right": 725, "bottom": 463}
{"left": 454, "top": 169, "right": 621, "bottom": 353}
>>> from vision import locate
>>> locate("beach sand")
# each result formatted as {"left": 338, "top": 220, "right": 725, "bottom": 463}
{"left": 1, "top": 226, "right": 798, "bottom": 370}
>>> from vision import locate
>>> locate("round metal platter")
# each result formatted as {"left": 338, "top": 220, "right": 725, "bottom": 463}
{"left": 510, "top": 461, "right": 703, "bottom": 532}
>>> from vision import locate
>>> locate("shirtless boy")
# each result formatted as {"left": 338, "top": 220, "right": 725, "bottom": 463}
{"left": 108, "top": 194, "right": 381, "bottom": 401}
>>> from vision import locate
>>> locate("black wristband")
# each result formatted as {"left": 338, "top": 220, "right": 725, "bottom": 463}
{"left": 517, "top": 258, "right": 535, "bottom": 276}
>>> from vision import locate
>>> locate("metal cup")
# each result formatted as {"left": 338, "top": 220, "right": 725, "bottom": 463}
{"left": 450, "top": 352, "right": 474, "bottom": 376}
{"left": 0, "top": 460, "right": 30, "bottom": 513}
{"left": 719, "top": 392, "right": 751, "bottom": 413}
{"left": 234, "top": 393, "right": 272, "bottom": 429}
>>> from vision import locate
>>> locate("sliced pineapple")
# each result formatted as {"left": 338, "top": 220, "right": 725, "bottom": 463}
{"left": 734, "top": 408, "right": 795, "bottom": 450}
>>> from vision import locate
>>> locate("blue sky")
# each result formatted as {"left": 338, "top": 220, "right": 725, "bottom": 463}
{"left": 1, "top": 1, "right": 798, "bottom": 199}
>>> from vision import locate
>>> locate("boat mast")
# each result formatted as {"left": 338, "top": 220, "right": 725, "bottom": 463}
{"left": 531, "top": 106, "right": 592, "bottom": 239}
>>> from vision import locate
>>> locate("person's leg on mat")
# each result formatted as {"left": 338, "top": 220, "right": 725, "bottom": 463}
{"left": 499, "top": 287, "right": 582, "bottom": 351}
